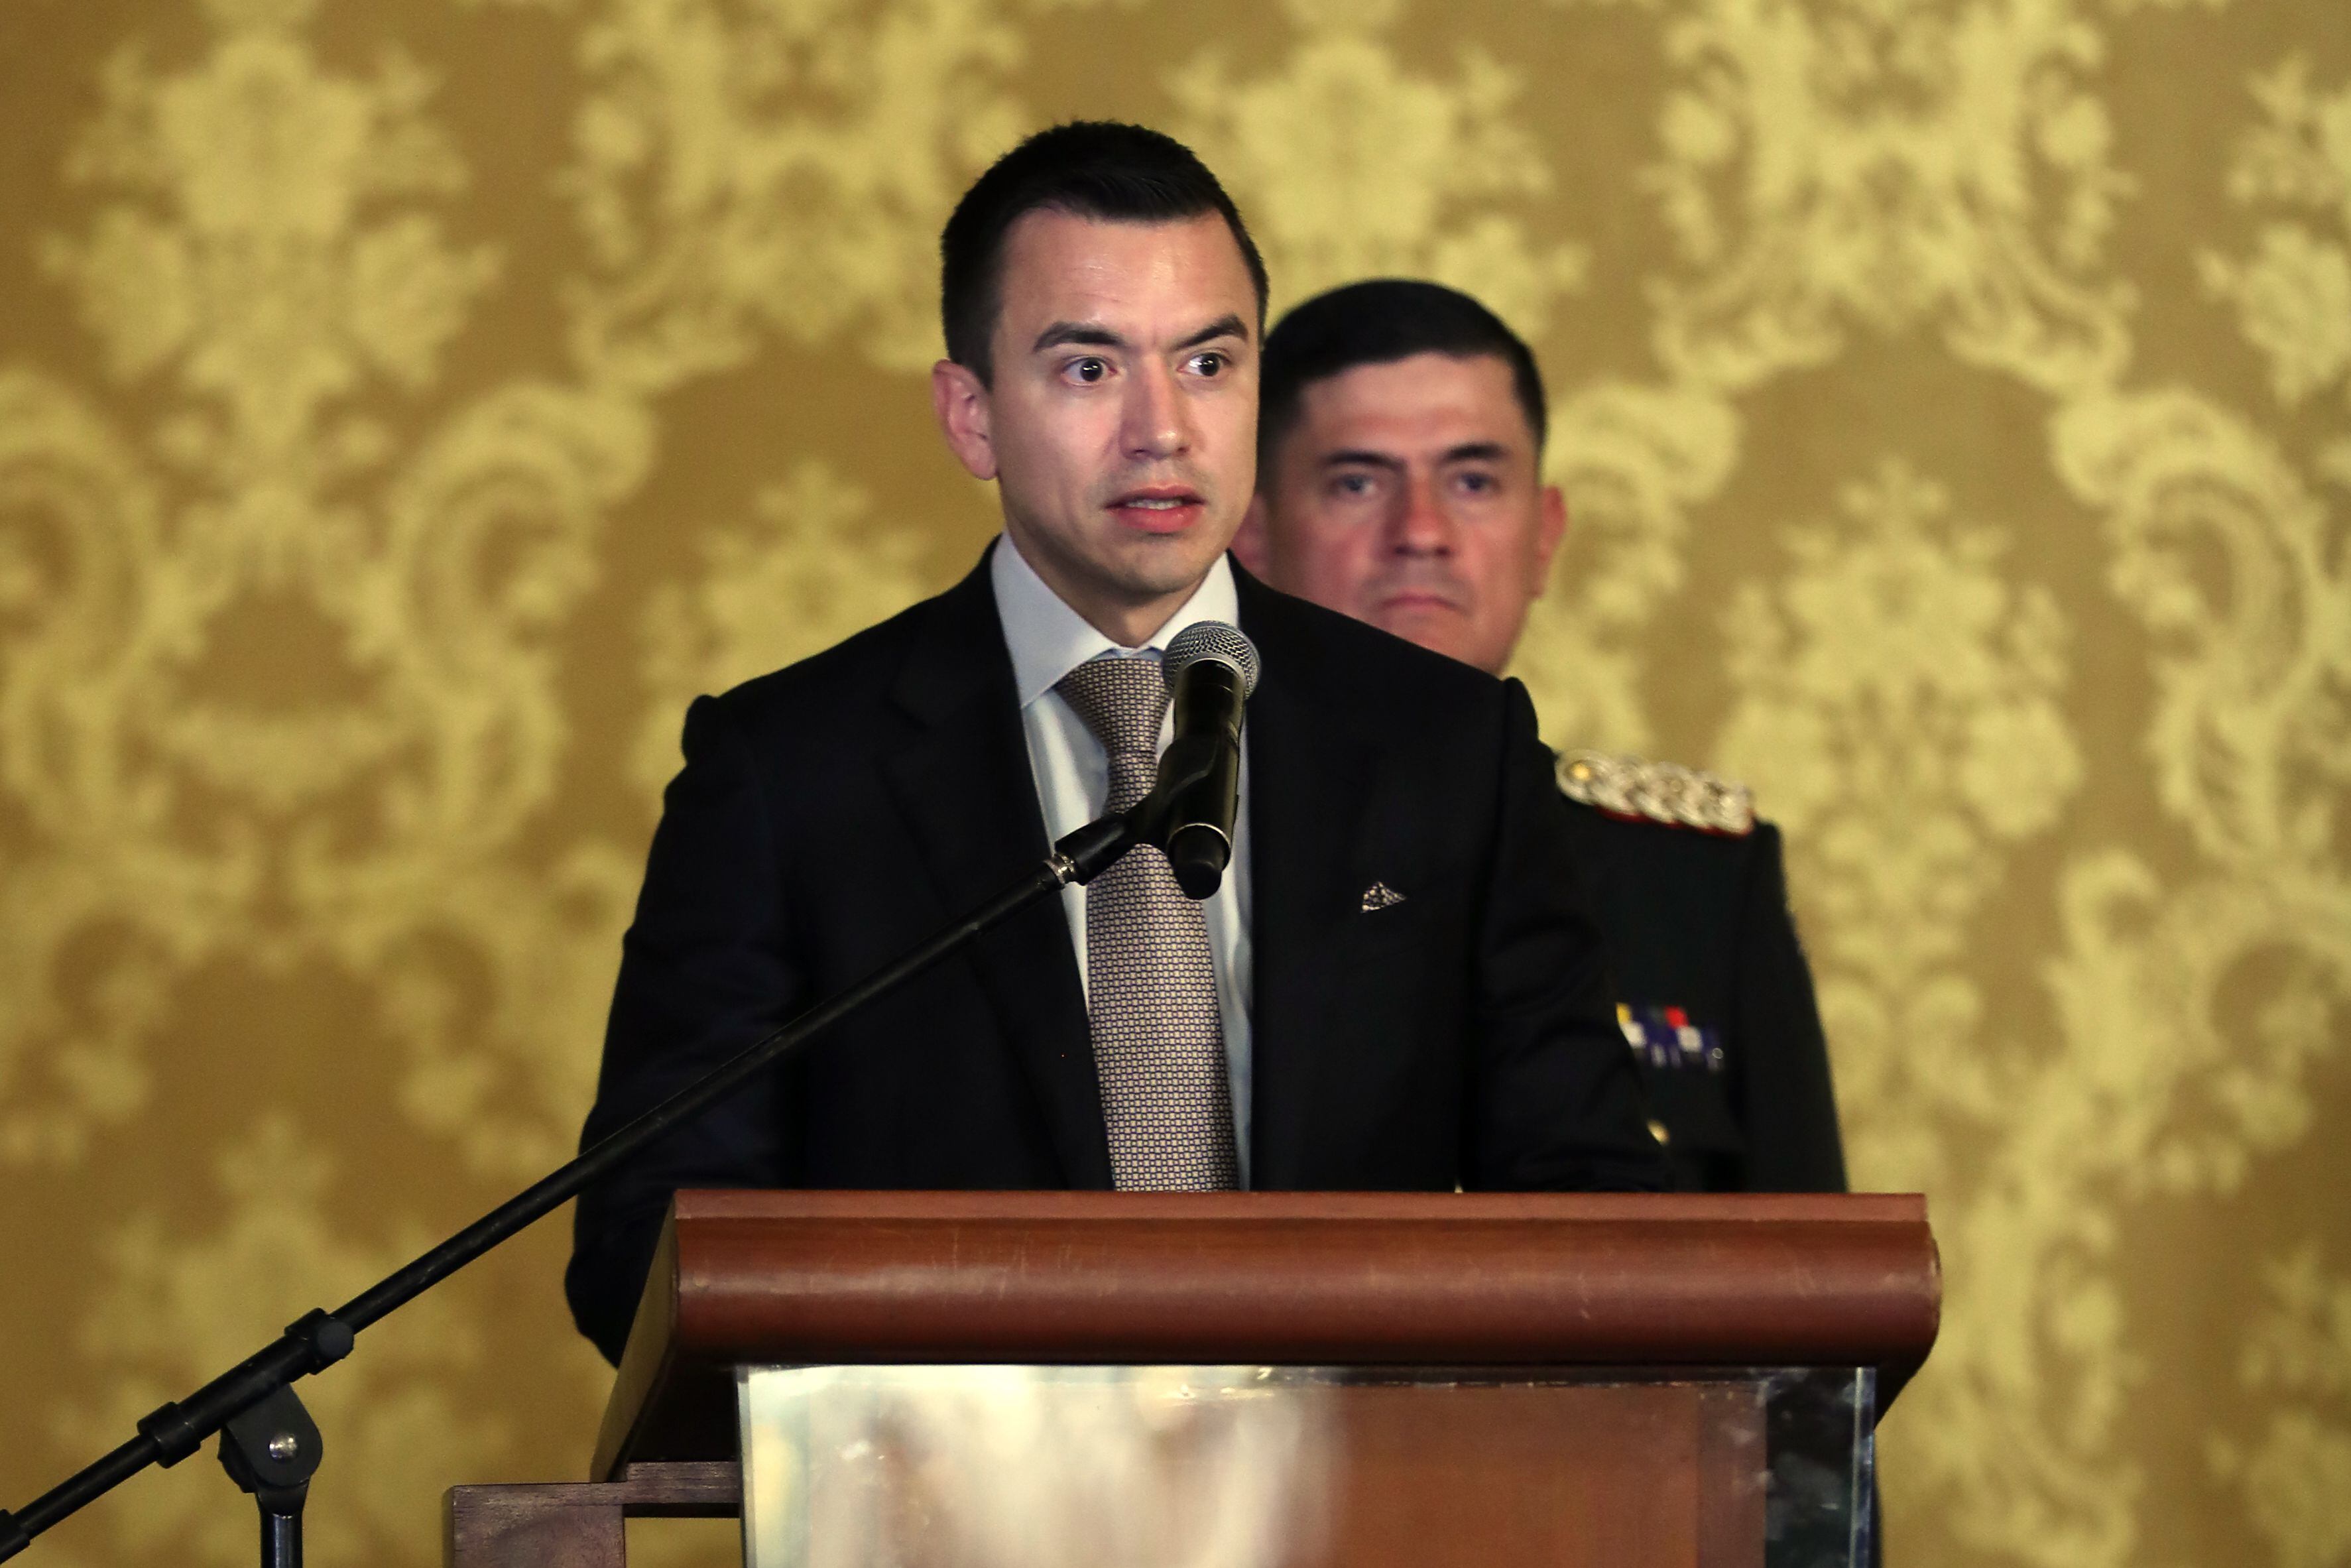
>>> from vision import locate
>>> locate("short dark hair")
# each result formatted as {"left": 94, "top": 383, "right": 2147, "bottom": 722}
{"left": 1258, "top": 279, "right": 1549, "bottom": 476}
{"left": 940, "top": 121, "right": 1269, "bottom": 384}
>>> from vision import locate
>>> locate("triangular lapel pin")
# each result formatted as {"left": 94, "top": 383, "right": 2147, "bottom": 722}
{"left": 1360, "top": 881, "right": 1405, "bottom": 912}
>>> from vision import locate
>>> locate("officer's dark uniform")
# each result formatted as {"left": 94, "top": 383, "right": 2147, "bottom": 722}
{"left": 1554, "top": 749, "right": 1846, "bottom": 1194}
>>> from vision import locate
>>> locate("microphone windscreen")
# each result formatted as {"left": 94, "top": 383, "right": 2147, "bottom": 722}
{"left": 1163, "top": 621, "right": 1261, "bottom": 697}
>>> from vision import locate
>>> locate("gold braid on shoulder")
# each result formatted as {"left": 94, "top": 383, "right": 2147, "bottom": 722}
{"left": 1555, "top": 749, "right": 1756, "bottom": 837}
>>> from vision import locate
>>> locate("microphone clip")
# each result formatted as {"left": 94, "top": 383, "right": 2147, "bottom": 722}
{"left": 1127, "top": 731, "right": 1237, "bottom": 900}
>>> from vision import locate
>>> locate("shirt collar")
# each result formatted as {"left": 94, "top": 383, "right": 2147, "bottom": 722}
{"left": 991, "top": 531, "right": 1240, "bottom": 711}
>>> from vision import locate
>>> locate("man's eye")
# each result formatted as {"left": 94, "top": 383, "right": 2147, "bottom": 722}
{"left": 1457, "top": 471, "right": 1498, "bottom": 494}
{"left": 1331, "top": 473, "right": 1377, "bottom": 498}
{"left": 1067, "top": 358, "right": 1109, "bottom": 384}
{"left": 1189, "top": 351, "right": 1226, "bottom": 377}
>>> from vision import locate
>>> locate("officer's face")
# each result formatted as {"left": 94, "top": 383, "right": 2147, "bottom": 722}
{"left": 932, "top": 210, "right": 1259, "bottom": 646}
{"left": 1239, "top": 353, "right": 1565, "bottom": 676}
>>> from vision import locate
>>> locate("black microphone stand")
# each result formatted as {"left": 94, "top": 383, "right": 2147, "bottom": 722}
{"left": 0, "top": 770, "right": 1201, "bottom": 1564}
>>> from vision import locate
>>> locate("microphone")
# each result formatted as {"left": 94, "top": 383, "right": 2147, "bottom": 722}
{"left": 1153, "top": 621, "right": 1261, "bottom": 900}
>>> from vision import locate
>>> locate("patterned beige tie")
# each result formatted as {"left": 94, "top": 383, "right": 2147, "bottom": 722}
{"left": 1055, "top": 654, "right": 1240, "bottom": 1190}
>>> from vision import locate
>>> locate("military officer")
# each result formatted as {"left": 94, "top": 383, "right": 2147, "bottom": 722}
{"left": 1234, "top": 278, "right": 1846, "bottom": 1193}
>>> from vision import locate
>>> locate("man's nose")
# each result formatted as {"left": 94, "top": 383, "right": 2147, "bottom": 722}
{"left": 1120, "top": 361, "right": 1190, "bottom": 459}
{"left": 1388, "top": 474, "right": 1456, "bottom": 556}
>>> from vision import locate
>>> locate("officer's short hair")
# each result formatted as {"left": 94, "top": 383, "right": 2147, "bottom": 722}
{"left": 941, "top": 122, "right": 1269, "bottom": 385}
{"left": 1258, "top": 280, "right": 1547, "bottom": 478}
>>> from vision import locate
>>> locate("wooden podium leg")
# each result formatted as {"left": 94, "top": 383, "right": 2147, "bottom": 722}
{"left": 446, "top": 1488, "right": 623, "bottom": 1568}
{"left": 444, "top": 1463, "right": 741, "bottom": 1568}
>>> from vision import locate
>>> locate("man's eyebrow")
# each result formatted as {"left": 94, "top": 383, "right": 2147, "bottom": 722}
{"left": 1439, "top": 442, "right": 1514, "bottom": 464}
{"left": 1320, "top": 449, "right": 1406, "bottom": 471}
{"left": 1031, "top": 315, "right": 1250, "bottom": 355}
{"left": 1174, "top": 314, "right": 1250, "bottom": 351}
{"left": 1031, "top": 321, "right": 1128, "bottom": 354}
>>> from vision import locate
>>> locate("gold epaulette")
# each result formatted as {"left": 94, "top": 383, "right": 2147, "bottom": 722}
{"left": 1555, "top": 749, "right": 1756, "bottom": 836}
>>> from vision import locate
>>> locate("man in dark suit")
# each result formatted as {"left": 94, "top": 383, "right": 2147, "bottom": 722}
{"left": 566, "top": 127, "right": 1665, "bottom": 1362}
{"left": 1235, "top": 279, "right": 1846, "bottom": 1195}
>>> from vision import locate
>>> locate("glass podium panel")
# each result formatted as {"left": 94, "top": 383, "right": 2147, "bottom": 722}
{"left": 739, "top": 1364, "right": 1873, "bottom": 1568}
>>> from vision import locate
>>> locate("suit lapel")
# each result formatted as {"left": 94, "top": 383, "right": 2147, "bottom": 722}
{"left": 880, "top": 554, "right": 1113, "bottom": 1188}
{"left": 1236, "top": 568, "right": 1380, "bottom": 1189}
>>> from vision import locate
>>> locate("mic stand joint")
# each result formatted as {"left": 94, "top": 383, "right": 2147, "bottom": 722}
{"left": 217, "top": 1384, "right": 322, "bottom": 1568}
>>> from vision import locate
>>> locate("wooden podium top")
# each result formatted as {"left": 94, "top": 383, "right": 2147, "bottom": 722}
{"left": 593, "top": 1190, "right": 1939, "bottom": 1479}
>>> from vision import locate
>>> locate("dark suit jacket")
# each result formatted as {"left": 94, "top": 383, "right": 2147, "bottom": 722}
{"left": 1558, "top": 803, "right": 1846, "bottom": 1193}
{"left": 566, "top": 552, "right": 1667, "bottom": 1361}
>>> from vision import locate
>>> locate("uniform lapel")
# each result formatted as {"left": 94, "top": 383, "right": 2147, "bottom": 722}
{"left": 1235, "top": 567, "right": 1379, "bottom": 1188}
{"left": 880, "top": 554, "right": 1113, "bottom": 1188}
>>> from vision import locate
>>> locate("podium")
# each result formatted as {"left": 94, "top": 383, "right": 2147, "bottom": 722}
{"left": 447, "top": 1191, "right": 1937, "bottom": 1567}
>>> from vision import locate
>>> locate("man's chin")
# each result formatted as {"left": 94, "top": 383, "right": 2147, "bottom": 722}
{"left": 1103, "top": 523, "right": 1236, "bottom": 594}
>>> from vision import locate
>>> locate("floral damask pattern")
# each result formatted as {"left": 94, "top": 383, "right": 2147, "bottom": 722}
{"left": 2200, "top": 56, "right": 2351, "bottom": 410}
{"left": 2211, "top": 1247, "right": 2351, "bottom": 1568}
{"left": 54, "top": 1121, "right": 508, "bottom": 1568}
{"left": 1513, "top": 381, "right": 1740, "bottom": 752}
{"left": 1169, "top": 0, "right": 1589, "bottom": 335}
{"left": 1718, "top": 457, "right": 2080, "bottom": 1191}
{"left": 1641, "top": 0, "right": 2137, "bottom": 398}
{"left": 1, "top": 3, "right": 2343, "bottom": 1568}
{"left": 568, "top": 0, "right": 1120, "bottom": 385}
{"left": 633, "top": 461, "right": 932, "bottom": 796}
{"left": 0, "top": 0, "right": 652, "bottom": 1174}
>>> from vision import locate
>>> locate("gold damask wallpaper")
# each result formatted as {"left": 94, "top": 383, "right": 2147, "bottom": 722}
{"left": 0, "top": 0, "right": 2344, "bottom": 1564}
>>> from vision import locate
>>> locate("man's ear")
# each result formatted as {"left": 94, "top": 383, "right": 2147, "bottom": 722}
{"left": 1530, "top": 481, "right": 1569, "bottom": 594}
{"left": 932, "top": 359, "right": 996, "bottom": 480}
{"left": 1233, "top": 493, "right": 1273, "bottom": 576}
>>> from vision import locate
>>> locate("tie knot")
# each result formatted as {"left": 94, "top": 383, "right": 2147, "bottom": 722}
{"left": 1055, "top": 654, "right": 1170, "bottom": 760}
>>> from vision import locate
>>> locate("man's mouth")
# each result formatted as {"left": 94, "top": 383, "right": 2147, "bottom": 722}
{"left": 1106, "top": 487, "right": 1206, "bottom": 532}
{"left": 1378, "top": 588, "right": 1466, "bottom": 615}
